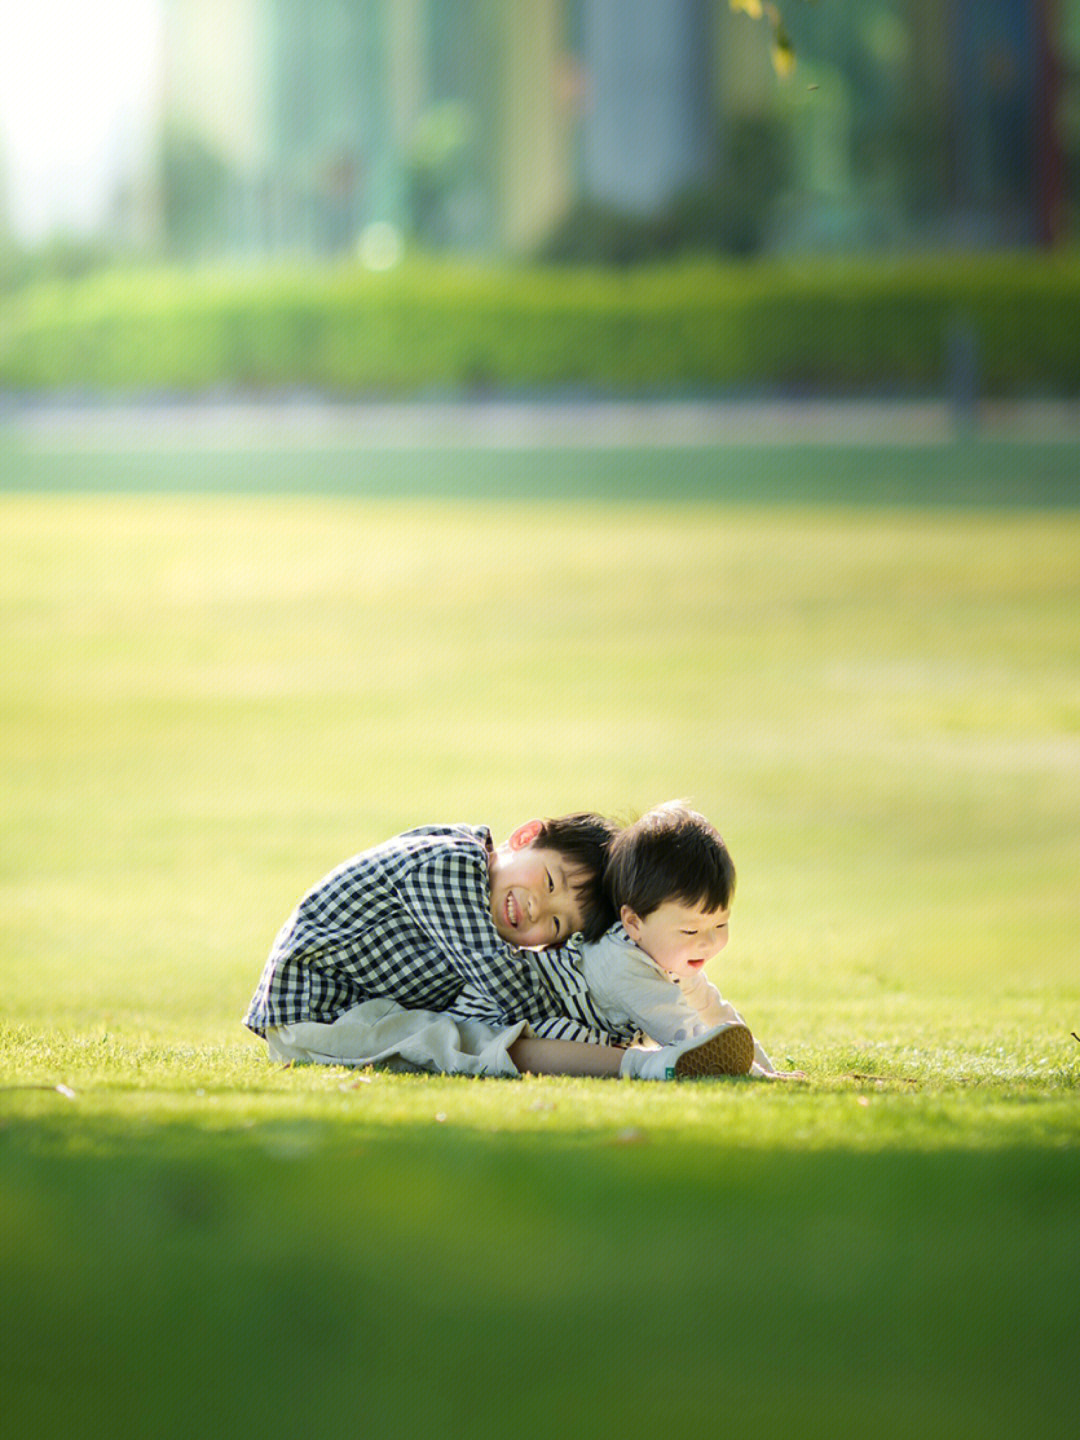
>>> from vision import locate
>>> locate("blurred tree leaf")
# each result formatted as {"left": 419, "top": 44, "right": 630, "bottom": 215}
{"left": 729, "top": 0, "right": 809, "bottom": 76}
{"left": 770, "top": 13, "right": 797, "bottom": 76}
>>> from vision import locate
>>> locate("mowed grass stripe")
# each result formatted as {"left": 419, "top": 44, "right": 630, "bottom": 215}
{"left": 3, "top": 435, "right": 1080, "bottom": 507}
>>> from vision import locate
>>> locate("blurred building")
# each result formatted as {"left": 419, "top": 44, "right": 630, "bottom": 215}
{"left": 153, "top": 0, "right": 1078, "bottom": 260}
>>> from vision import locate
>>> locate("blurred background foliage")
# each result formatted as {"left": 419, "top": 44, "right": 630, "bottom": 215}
{"left": 3, "top": 253, "right": 1079, "bottom": 395}
{"left": 1, "top": 0, "right": 1079, "bottom": 394}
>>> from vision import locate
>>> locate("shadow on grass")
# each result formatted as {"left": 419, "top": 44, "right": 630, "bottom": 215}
{"left": 2, "top": 1113, "right": 1076, "bottom": 1440}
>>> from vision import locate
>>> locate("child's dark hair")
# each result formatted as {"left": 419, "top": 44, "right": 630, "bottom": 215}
{"left": 536, "top": 812, "right": 621, "bottom": 942}
{"left": 605, "top": 802, "right": 735, "bottom": 919}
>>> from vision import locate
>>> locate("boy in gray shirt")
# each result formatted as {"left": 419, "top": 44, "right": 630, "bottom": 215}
{"left": 567, "top": 803, "right": 804, "bottom": 1078}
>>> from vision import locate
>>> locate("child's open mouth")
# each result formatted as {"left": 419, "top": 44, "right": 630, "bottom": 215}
{"left": 504, "top": 892, "right": 521, "bottom": 929}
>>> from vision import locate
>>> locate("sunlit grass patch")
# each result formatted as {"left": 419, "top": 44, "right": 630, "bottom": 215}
{"left": 2, "top": 444, "right": 1078, "bottom": 1440}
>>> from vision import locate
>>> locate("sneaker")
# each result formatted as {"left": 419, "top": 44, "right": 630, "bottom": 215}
{"left": 619, "top": 1023, "right": 755, "bottom": 1080}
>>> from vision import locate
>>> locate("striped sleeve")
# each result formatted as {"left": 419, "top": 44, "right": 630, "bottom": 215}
{"left": 525, "top": 943, "right": 637, "bottom": 1044}
{"left": 529, "top": 1015, "right": 620, "bottom": 1046}
{"left": 451, "top": 984, "right": 620, "bottom": 1047}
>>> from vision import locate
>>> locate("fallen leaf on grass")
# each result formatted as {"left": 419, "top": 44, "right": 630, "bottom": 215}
{"left": 0, "top": 1083, "right": 78, "bottom": 1098}
{"left": 611, "top": 1126, "right": 649, "bottom": 1146}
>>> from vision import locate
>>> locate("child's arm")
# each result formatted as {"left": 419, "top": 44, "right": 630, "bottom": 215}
{"left": 451, "top": 983, "right": 620, "bottom": 1047}
{"left": 581, "top": 944, "right": 732, "bottom": 1048}
{"left": 586, "top": 940, "right": 784, "bottom": 1076}
{"left": 583, "top": 940, "right": 806, "bottom": 1079}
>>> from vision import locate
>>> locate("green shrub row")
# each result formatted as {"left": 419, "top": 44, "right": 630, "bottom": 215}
{"left": 2, "top": 253, "right": 1078, "bottom": 395}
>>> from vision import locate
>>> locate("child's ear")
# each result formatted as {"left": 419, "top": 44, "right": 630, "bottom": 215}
{"left": 508, "top": 819, "right": 544, "bottom": 851}
{"left": 620, "top": 904, "right": 642, "bottom": 939}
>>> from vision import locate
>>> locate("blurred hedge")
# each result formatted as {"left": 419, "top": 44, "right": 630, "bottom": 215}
{"left": 1, "top": 253, "right": 1078, "bottom": 395}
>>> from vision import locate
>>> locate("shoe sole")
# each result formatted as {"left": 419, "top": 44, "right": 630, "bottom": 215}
{"left": 673, "top": 1024, "right": 754, "bottom": 1078}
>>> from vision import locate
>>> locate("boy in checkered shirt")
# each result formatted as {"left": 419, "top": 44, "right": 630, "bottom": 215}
{"left": 245, "top": 813, "right": 754, "bottom": 1079}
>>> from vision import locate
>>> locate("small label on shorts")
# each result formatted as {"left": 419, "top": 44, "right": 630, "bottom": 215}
{"left": 665, "top": 1066, "right": 676, "bottom": 1079}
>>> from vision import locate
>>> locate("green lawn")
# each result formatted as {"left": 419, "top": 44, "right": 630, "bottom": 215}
{"left": 2, "top": 433, "right": 1078, "bottom": 1440}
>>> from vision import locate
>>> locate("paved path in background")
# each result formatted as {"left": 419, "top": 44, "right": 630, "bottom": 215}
{"left": 4, "top": 396, "right": 1080, "bottom": 450}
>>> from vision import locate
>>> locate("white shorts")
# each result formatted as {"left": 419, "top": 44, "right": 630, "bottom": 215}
{"left": 265, "top": 996, "right": 527, "bottom": 1077}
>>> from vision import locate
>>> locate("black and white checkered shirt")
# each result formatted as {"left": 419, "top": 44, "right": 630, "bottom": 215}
{"left": 243, "top": 825, "right": 617, "bottom": 1045}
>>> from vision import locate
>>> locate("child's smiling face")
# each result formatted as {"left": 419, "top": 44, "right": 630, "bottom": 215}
{"left": 620, "top": 899, "right": 731, "bottom": 981}
{"left": 489, "top": 832, "right": 587, "bottom": 948}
